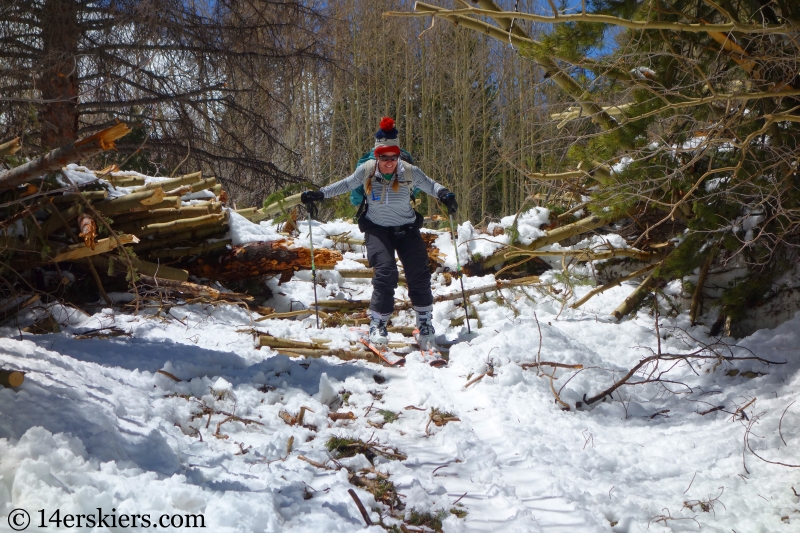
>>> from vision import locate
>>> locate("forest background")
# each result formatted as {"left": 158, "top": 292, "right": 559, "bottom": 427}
{"left": 0, "top": 0, "right": 560, "bottom": 222}
{"left": 3, "top": 0, "right": 800, "bottom": 330}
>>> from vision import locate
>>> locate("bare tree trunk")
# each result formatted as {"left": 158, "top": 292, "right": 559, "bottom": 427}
{"left": 39, "top": 0, "right": 80, "bottom": 148}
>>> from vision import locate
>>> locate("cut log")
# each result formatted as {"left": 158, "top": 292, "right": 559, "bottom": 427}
{"left": 0, "top": 370, "right": 24, "bottom": 388}
{"left": 134, "top": 212, "right": 228, "bottom": 238}
{"left": 259, "top": 335, "right": 330, "bottom": 349}
{"left": 0, "top": 123, "right": 131, "bottom": 190}
{"left": 139, "top": 187, "right": 165, "bottom": 206}
{"left": 273, "top": 347, "right": 371, "bottom": 360}
{"left": 147, "top": 239, "right": 231, "bottom": 260}
{"left": 235, "top": 207, "right": 257, "bottom": 218}
{"left": 131, "top": 171, "right": 202, "bottom": 192}
{"left": 132, "top": 224, "right": 228, "bottom": 254}
{"left": 186, "top": 177, "right": 216, "bottom": 194}
{"left": 0, "top": 137, "right": 22, "bottom": 158}
{"left": 188, "top": 240, "right": 342, "bottom": 281}
{"left": 51, "top": 234, "right": 138, "bottom": 262}
{"left": 50, "top": 190, "right": 108, "bottom": 203}
{"left": 107, "top": 175, "right": 146, "bottom": 187}
{"left": 246, "top": 192, "right": 303, "bottom": 222}
{"left": 2, "top": 234, "right": 138, "bottom": 262}
{"left": 84, "top": 255, "right": 188, "bottom": 282}
{"left": 94, "top": 188, "right": 179, "bottom": 216}
{"left": 112, "top": 201, "right": 220, "bottom": 225}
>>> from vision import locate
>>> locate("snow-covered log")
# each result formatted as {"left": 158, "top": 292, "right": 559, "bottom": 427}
{"left": 0, "top": 123, "right": 130, "bottom": 190}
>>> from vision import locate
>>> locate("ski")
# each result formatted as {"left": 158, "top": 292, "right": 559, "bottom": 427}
{"left": 350, "top": 327, "right": 447, "bottom": 367}
{"left": 350, "top": 327, "right": 406, "bottom": 366}
{"left": 412, "top": 329, "right": 448, "bottom": 367}
{"left": 359, "top": 338, "right": 407, "bottom": 366}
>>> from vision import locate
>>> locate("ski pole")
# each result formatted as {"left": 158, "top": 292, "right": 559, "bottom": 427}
{"left": 307, "top": 209, "right": 320, "bottom": 329}
{"left": 449, "top": 213, "right": 471, "bottom": 334}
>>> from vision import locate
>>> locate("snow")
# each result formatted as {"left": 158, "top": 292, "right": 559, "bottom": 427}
{"left": 59, "top": 165, "right": 100, "bottom": 187}
{"left": 228, "top": 212, "right": 284, "bottom": 246}
{"left": 1, "top": 214, "right": 799, "bottom": 532}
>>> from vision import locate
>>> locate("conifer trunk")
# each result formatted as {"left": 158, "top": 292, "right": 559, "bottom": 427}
{"left": 39, "top": 0, "right": 80, "bottom": 148}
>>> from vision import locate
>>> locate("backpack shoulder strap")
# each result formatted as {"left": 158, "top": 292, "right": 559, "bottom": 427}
{"left": 399, "top": 161, "right": 417, "bottom": 192}
{"left": 362, "top": 159, "right": 378, "bottom": 187}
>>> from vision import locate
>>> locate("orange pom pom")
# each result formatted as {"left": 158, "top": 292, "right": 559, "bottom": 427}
{"left": 379, "top": 117, "right": 395, "bottom": 132}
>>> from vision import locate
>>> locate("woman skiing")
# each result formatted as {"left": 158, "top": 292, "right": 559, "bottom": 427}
{"left": 301, "top": 117, "right": 457, "bottom": 350}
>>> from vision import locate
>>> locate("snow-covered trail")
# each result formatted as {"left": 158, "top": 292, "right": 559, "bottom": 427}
{"left": 1, "top": 296, "right": 799, "bottom": 532}
{"left": 2, "top": 214, "right": 800, "bottom": 532}
{"left": 379, "top": 359, "right": 598, "bottom": 532}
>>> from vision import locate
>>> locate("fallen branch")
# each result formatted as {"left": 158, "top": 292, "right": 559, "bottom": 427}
{"left": 0, "top": 123, "right": 131, "bottom": 190}
{"left": 520, "top": 361, "right": 584, "bottom": 370}
{"left": 476, "top": 215, "right": 609, "bottom": 271}
{"left": 4, "top": 234, "right": 138, "bottom": 263}
{"left": 329, "top": 412, "right": 356, "bottom": 421}
{"left": 464, "top": 364, "right": 494, "bottom": 389}
{"left": 744, "top": 412, "right": 800, "bottom": 468}
{"left": 312, "top": 278, "right": 542, "bottom": 312}
{"left": 571, "top": 262, "right": 661, "bottom": 309}
{"left": 83, "top": 256, "right": 189, "bottom": 282}
{"left": 611, "top": 272, "right": 657, "bottom": 320}
{"left": 347, "top": 489, "right": 373, "bottom": 526}
{"left": 214, "top": 413, "right": 265, "bottom": 439}
{"left": 156, "top": 369, "right": 181, "bottom": 382}
{"left": 137, "top": 276, "right": 252, "bottom": 300}
{"left": 0, "top": 294, "right": 40, "bottom": 324}
{"left": 271, "top": 347, "right": 372, "bottom": 361}
{"left": 298, "top": 455, "right": 331, "bottom": 469}
{"left": 259, "top": 334, "right": 330, "bottom": 349}
{"left": 255, "top": 309, "right": 329, "bottom": 322}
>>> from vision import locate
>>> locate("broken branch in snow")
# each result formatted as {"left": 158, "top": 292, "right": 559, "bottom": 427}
{"left": 279, "top": 406, "right": 313, "bottom": 426}
{"left": 347, "top": 488, "right": 373, "bottom": 526}
{"left": 329, "top": 412, "right": 356, "bottom": 421}
{"left": 258, "top": 334, "right": 330, "bottom": 350}
{"left": 464, "top": 363, "right": 494, "bottom": 389}
{"left": 611, "top": 272, "right": 657, "bottom": 320}
{"left": 156, "top": 369, "right": 181, "bottom": 382}
{"left": 298, "top": 455, "right": 331, "bottom": 469}
{"left": 0, "top": 123, "right": 131, "bottom": 190}
{"left": 214, "top": 413, "right": 264, "bottom": 439}
{"left": 520, "top": 361, "right": 584, "bottom": 370}
{"left": 744, "top": 412, "right": 800, "bottom": 468}
{"left": 571, "top": 262, "right": 661, "bottom": 309}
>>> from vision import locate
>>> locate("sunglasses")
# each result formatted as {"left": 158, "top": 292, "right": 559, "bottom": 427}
{"left": 378, "top": 155, "right": 399, "bottom": 162}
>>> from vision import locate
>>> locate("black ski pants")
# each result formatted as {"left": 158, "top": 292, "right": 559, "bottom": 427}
{"left": 364, "top": 226, "right": 433, "bottom": 315}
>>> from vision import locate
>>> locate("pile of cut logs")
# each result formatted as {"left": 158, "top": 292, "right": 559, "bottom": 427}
{"left": 0, "top": 124, "right": 344, "bottom": 312}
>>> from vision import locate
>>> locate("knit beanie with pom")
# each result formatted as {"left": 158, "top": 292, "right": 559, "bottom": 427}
{"left": 373, "top": 117, "right": 401, "bottom": 157}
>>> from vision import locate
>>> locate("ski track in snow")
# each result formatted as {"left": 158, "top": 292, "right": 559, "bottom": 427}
{"left": 1, "top": 219, "right": 799, "bottom": 532}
